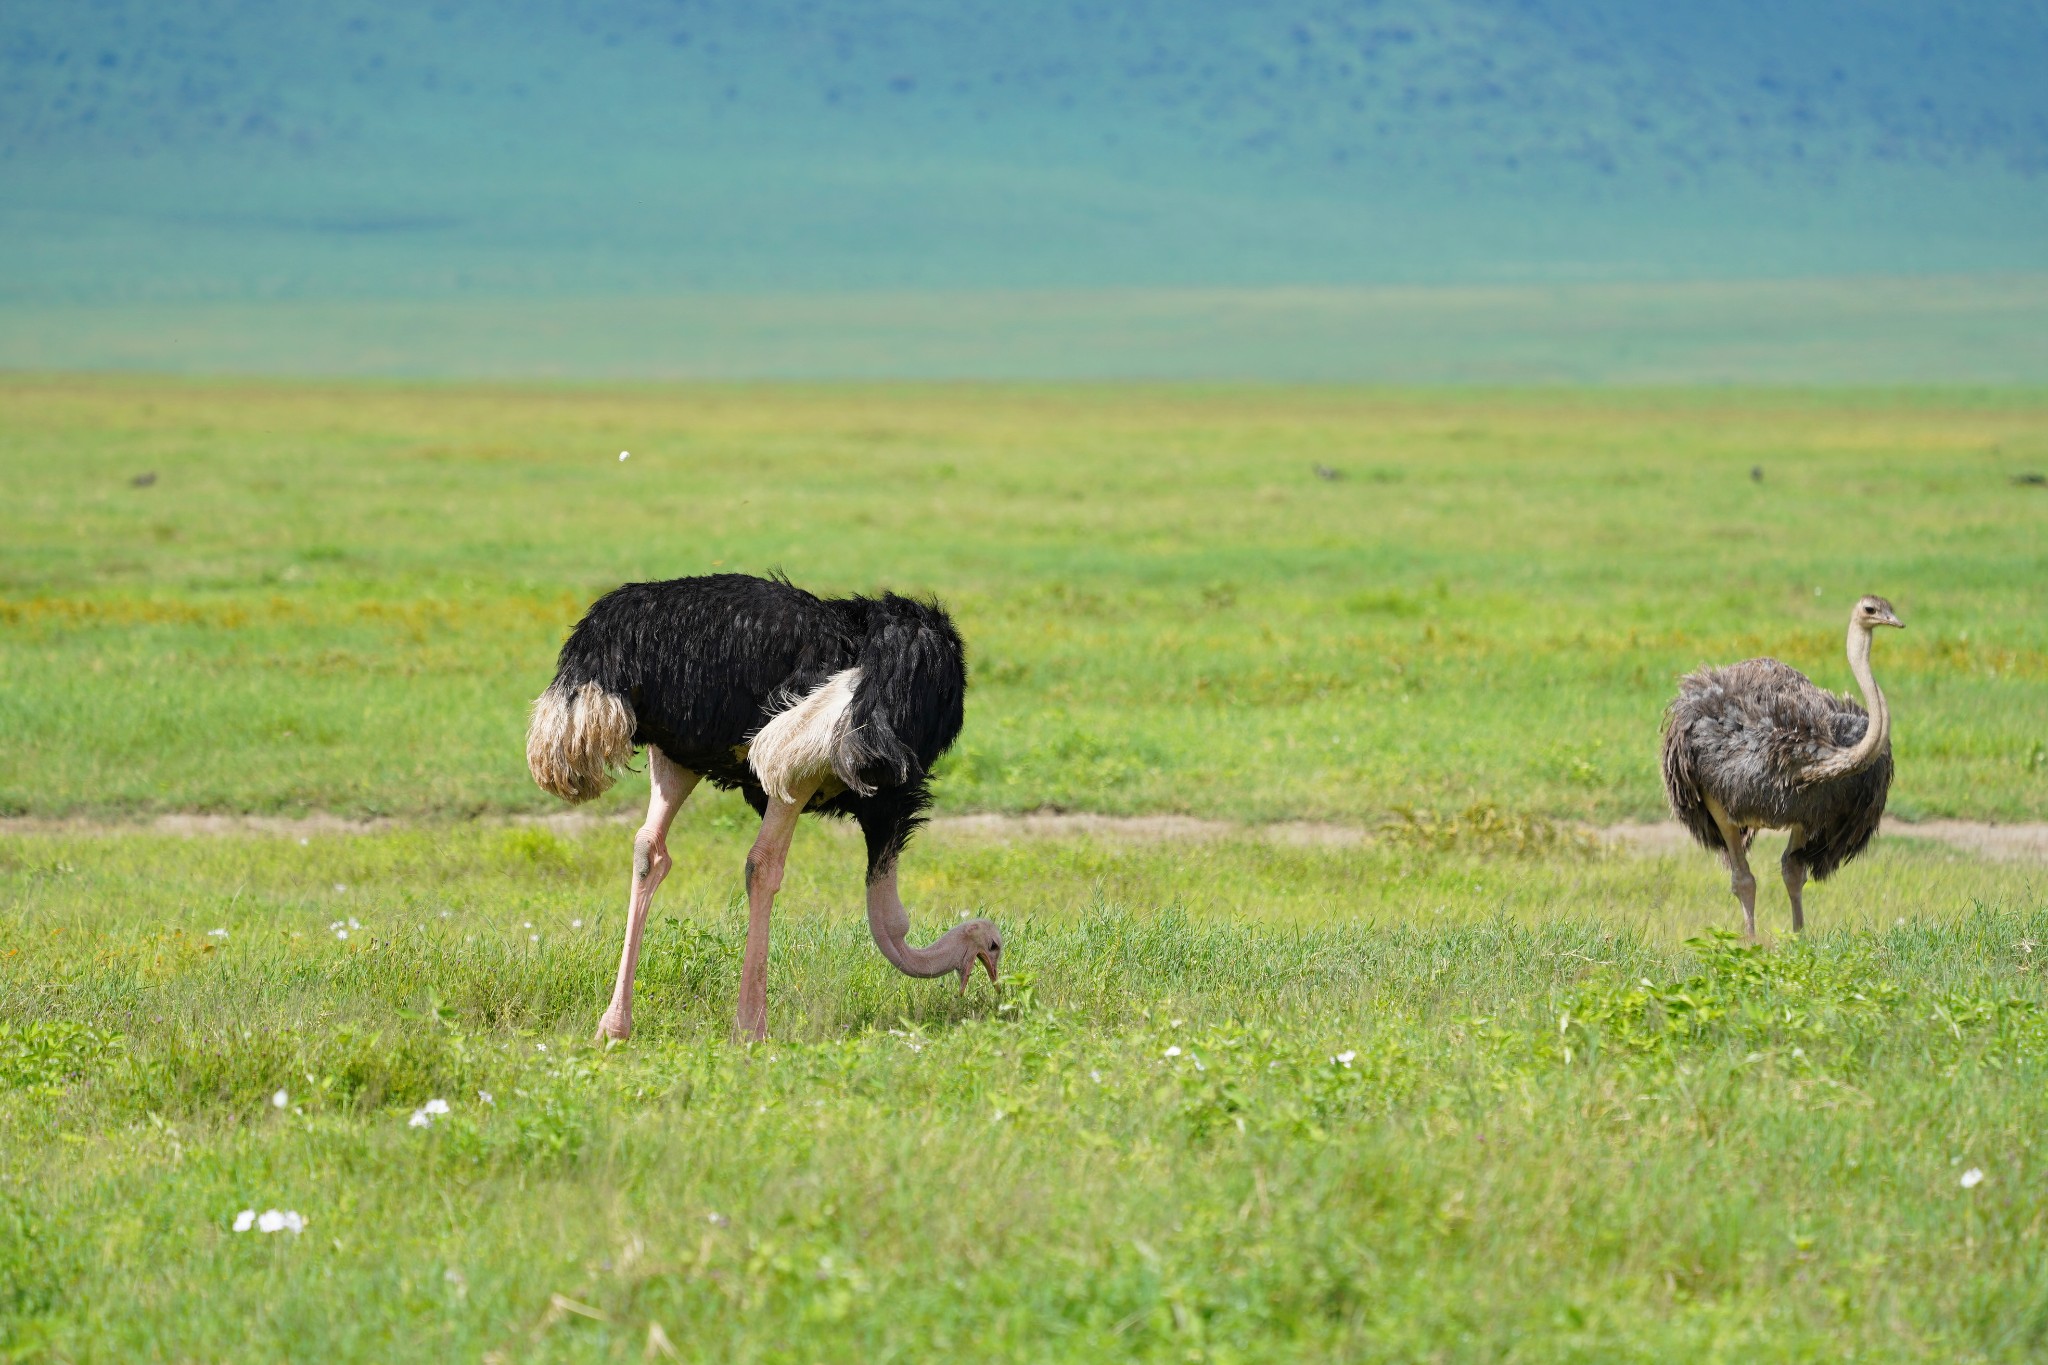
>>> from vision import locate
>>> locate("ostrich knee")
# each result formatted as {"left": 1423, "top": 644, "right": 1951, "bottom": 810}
{"left": 635, "top": 830, "right": 673, "bottom": 891}
{"left": 744, "top": 846, "right": 787, "bottom": 899}
{"left": 1727, "top": 862, "right": 1759, "bottom": 938}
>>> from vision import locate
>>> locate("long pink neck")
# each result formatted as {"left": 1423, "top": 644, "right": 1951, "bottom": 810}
{"left": 1801, "top": 621, "right": 1890, "bottom": 782}
{"left": 866, "top": 865, "right": 973, "bottom": 979}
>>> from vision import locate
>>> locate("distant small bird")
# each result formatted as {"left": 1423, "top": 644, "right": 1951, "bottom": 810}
{"left": 131, "top": 472, "right": 157, "bottom": 487}
{"left": 1750, "top": 466, "right": 1763, "bottom": 483}
{"left": 1313, "top": 464, "right": 1343, "bottom": 481}
{"left": 527, "top": 573, "right": 1000, "bottom": 1042}
{"left": 618, "top": 451, "right": 631, "bottom": 462}
{"left": 2013, "top": 472, "right": 2046, "bottom": 486}
{"left": 1661, "top": 595, "right": 1903, "bottom": 937}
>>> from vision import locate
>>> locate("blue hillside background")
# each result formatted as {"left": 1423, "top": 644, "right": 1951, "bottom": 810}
{"left": 4, "top": 1, "right": 2046, "bottom": 377}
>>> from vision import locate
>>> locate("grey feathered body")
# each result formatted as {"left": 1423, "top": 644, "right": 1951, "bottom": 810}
{"left": 1660, "top": 658, "right": 1891, "bottom": 880}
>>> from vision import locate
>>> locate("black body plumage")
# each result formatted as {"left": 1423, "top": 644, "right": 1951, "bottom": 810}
{"left": 545, "top": 574, "right": 967, "bottom": 876}
{"left": 1661, "top": 657, "right": 1891, "bottom": 880}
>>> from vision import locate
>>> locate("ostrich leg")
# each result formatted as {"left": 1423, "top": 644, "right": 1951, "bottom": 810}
{"left": 1708, "top": 799, "right": 1759, "bottom": 939}
{"left": 734, "top": 779, "right": 819, "bottom": 1043}
{"left": 1782, "top": 829, "right": 1810, "bottom": 935}
{"left": 598, "top": 751, "right": 700, "bottom": 1042}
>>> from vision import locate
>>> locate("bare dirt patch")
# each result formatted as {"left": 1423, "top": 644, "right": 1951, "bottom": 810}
{"left": 2, "top": 810, "right": 2042, "bottom": 861}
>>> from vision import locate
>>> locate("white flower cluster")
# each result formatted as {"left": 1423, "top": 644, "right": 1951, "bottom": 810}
{"left": 233, "top": 1208, "right": 306, "bottom": 1234}
{"left": 408, "top": 1098, "right": 452, "bottom": 1129}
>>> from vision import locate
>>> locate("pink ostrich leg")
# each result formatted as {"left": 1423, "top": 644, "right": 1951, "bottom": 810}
{"left": 734, "top": 779, "right": 819, "bottom": 1042}
{"left": 597, "top": 750, "right": 699, "bottom": 1042}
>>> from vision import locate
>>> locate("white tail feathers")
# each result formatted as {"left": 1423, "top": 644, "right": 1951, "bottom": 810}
{"left": 527, "top": 682, "right": 636, "bottom": 803}
{"left": 748, "top": 668, "right": 875, "bottom": 803}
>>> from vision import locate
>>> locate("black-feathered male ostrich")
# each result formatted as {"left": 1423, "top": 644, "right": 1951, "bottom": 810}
{"left": 526, "top": 574, "right": 1001, "bottom": 1042}
{"left": 1662, "top": 594, "right": 1904, "bottom": 936}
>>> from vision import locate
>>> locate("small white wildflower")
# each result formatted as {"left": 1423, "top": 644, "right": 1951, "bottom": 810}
{"left": 208, "top": 927, "right": 228, "bottom": 939}
{"left": 1089, "top": 1069, "right": 1102, "bottom": 1083}
{"left": 572, "top": 919, "right": 583, "bottom": 928}
{"left": 348, "top": 918, "right": 360, "bottom": 930}
{"left": 535, "top": 1043, "right": 547, "bottom": 1053}
{"left": 272, "top": 1089, "right": 289, "bottom": 1109}
{"left": 439, "top": 910, "right": 451, "bottom": 919}
{"left": 1792, "top": 1047, "right": 1805, "bottom": 1058}
{"left": 233, "top": 1209, "right": 256, "bottom": 1231}
{"left": 255, "top": 1209, "right": 304, "bottom": 1234}
{"left": 1163, "top": 1046, "right": 1182, "bottom": 1058}
{"left": 423, "top": 1098, "right": 450, "bottom": 1115}
{"left": 334, "top": 929, "right": 348, "bottom": 941}
{"left": 409, "top": 1109, "right": 431, "bottom": 1128}
{"left": 529, "top": 933, "right": 539, "bottom": 943}
{"left": 706, "top": 1211, "right": 728, "bottom": 1226}
{"left": 523, "top": 921, "right": 533, "bottom": 929}
{"left": 329, "top": 921, "right": 344, "bottom": 931}
{"left": 1170, "top": 1019, "right": 1184, "bottom": 1028}
{"left": 1335, "top": 1050, "right": 1356, "bottom": 1067}
{"left": 334, "top": 884, "right": 346, "bottom": 893}
{"left": 1962, "top": 1168, "right": 1986, "bottom": 1189}
{"left": 298, "top": 837, "right": 310, "bottom": 846}
{"left": 477, "top": 1090, "right": 493, "bottom": 1105}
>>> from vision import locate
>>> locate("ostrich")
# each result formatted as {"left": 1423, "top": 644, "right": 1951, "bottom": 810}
{"left": 525, "top": 574, "right": 1001, "bottom": 1042}
{"left": 1661, "top": 595, "right": 1904, "bottom": 936}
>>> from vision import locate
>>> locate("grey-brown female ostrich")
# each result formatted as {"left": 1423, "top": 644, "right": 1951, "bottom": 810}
{"left": 526, "top": 574, "right": 1001, "bottom": 1042}
{"left": 1662, "top": 594, "right": 1904, "bottom": 936}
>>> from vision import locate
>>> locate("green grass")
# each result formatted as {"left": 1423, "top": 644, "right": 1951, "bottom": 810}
{"left": 5, "top": 376, "right": 2048, "bottom": 1359}
{"left": 3, "top": 816, "right": 2047, "bottom": 1360}
{"left": 2, "top": 376, "right": 2045, "bottom": 822}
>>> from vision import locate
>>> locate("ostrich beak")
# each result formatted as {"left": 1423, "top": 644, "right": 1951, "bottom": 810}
{"left": 978, "top": 950, "right": 1000, "bottom": 986}
{"left": 1879, "top": 610, "right": 1905, "bottom": 629}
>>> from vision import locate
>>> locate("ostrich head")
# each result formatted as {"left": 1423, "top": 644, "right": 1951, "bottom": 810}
{"left": 952, "top": 918, "right": 1002, "bottom": 990}
{"left": 1853, "top": 595, "right": 1905, "bottom": 631}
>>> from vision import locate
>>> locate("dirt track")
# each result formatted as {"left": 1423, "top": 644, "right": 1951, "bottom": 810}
{"left": 2, "top": 810, "right": 2045, "bottom": 862}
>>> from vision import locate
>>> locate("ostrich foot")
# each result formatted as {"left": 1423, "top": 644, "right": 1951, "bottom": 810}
{"left": 596, "top": 1009, "right": 631, "bottom": 1042}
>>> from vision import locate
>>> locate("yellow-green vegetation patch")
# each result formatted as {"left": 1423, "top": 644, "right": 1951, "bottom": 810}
{"left": 2, "top": 377, "right": 2044, "bottom": 821}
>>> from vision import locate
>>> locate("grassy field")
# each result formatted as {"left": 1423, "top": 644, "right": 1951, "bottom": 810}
{"left": 5, "top": 377, "right": 2048, "bottom": 1360}
{"left": 2, "top": 376, "right": 2045, "bottom": 823}
{"left": 3, "top": 815, "right": 2046, "bottom": 1360}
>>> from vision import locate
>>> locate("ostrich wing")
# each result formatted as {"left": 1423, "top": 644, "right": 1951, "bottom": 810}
{"left": 1668, "top": 658, "right": 1871, "bottom": 793}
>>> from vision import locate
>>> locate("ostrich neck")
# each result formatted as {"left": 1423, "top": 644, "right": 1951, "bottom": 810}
{"left": 1803, "top": 623, "right": 1889, "bottom": 782}
{"left": 866, "top": 866, "right": 969, "bottom": 979}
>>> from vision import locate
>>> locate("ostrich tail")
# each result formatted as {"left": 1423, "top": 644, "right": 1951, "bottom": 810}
{"left": 1660, "top": 693, "right": 1724, "bottom": 853}
{"left": 527, "top": 681, "right": 636, "bottom": 803}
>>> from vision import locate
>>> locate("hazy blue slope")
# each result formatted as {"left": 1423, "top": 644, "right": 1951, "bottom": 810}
{"left": 3, "top": 2, "right": 2045, "bottom": 300}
